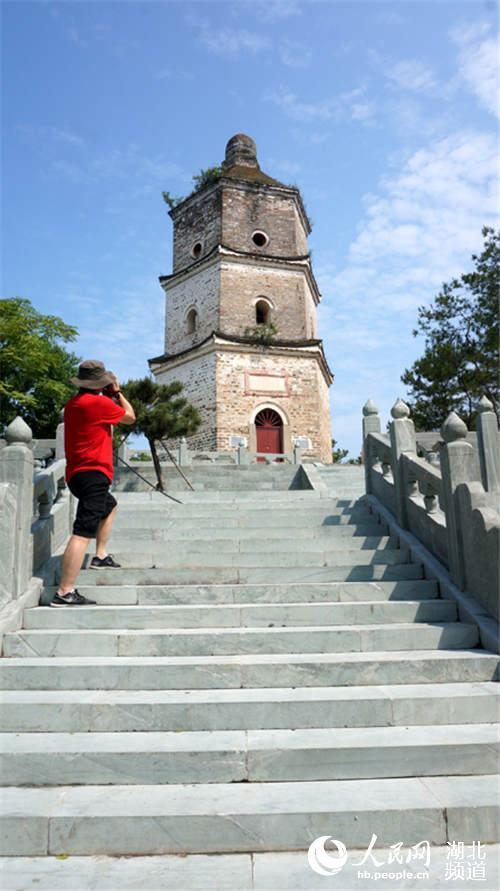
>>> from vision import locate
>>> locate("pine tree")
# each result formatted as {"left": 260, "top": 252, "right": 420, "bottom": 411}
{"left": 402, "top": 227, "right": 499, "bottom": 429}
{"left": 118, "top": 378, "right": 201, "bottom": 490}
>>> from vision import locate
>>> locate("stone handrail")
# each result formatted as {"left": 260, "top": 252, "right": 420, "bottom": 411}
{"left": 363, "top": 396, "right": 500, "bottom": 623}
{"left": 0, "top": 417, "right": 74, "bottom": 648}
{"left": 32, "top": 457, "right": 72, "bottom": 572}
{"left": 124, "top": 437, "right": 304, "bottom": 467}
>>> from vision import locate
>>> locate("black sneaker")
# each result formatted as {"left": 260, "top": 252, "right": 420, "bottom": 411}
{"left": 90, "top": 555, "right": 121, "bottom": 569}
{"left": 50, "top": 589, "right": 97, "bottom": 607}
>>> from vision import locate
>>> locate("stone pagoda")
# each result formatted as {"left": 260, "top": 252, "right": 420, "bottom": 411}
{"left": 149, "top": 133, "right": 333, "bottom": 462}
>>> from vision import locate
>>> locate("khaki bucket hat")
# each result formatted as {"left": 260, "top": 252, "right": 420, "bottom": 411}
{"left": 70, "top": 359, "right": 115, "bottom": 390}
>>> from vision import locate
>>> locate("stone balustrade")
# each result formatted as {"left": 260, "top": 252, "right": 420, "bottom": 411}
{"left": 363, "top": 397, "right": 500, "bottom": 622}
{"left": 32, "top": 457, "right": 72, "bottom": 572}
{"left": 125, "top": 437, "right": 305, "bottom": 467}
{"left": 0, "top": 417, "right": 74, "bottom": 647}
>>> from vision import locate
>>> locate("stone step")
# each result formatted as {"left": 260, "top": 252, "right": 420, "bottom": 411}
{"left": 110, "top": 522, "right": 390, "bottom": 538}
{"left": 25, "top": 600, "right": 458, "bottom": 630}
{"left": 3, "top": 724, "right": 498, "bottom": 786}
{"left": 2, "top": 650, "right": 497, "bottom": 690}
{"left": 105, "top": 535, "right": 398, "bottom": 552}
{"left": 109, "top": 518, "right": 377, "bottom": 534}
{"left": 113, "top": 492, "right": 359, "bottom": 505}
{"left": 68, "top": 564, "right": 424, "bottom": 586}
{"left": 4, "top": 622, "right": 478, "bottom": 658}
{"left": 1, "top": 775, "right": 497, "bottom": 855}
{"left": 5, "top": 846, "right": 500, "bottom": 891}
{"left": 111, "top": 513, "right": 380, "bottom": 530}
{"left": 113, "top": 500, "right": 372, "bottom": 513}
{"left": 78, "top": 549, "right": 412, "bottom": 568}
{"left": 2, "top": 683, "right": 497, "bottom": 732}
{"left": 41, "top": 579, "right": 440, "bottom": 606}
{"left": 113, "top": 499, "right": 366, "bottom": 510}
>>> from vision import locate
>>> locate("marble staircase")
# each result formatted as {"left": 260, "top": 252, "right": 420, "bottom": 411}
{"left": 1, "top": 471, "right": 499, "bottom": 885}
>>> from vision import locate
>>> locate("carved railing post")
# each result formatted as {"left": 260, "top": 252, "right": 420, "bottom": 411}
{"left": 476, "top": 395, "right": 500, "bottom": 494}
{"left": 117, "top": 439, "right": 129, "bottom": 465}
{"left": 0, "top": 417, "right": 34, "bottom": 598}
{"left": 362, "top": 400, "right": 380, "bottom": 495}
{"left": 178, "top": 437, "right": 191, "bottom": 467}
{"left": 389, "top": 399, "right": 416, "bottom": 529}
{"left": 238, "top": 443, "right": 250, "bottom": 466}
{"left": 440, "top": 412, "right": 475, "bottom": 588}
{"left": 55, "top": 410, "right": 65, "bottom": 461}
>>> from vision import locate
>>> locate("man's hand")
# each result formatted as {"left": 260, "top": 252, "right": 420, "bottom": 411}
{"left": 108, "top": 374, "right": 121, "bottom": 395}
{"left": 103, "top": 373, "right": 135, "bottom": 424}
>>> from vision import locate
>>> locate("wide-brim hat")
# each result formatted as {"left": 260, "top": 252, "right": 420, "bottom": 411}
{"left": 70, "top": 359, "right": 115, "bottom": 390}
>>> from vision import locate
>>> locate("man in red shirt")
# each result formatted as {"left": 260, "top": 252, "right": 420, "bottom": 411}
{"left": 51, "top": 359, "right": 136, "bottom": 607}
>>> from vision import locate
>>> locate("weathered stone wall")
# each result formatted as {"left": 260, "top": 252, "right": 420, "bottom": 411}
{"left": 155, "top": 350, "right": 217, "bottom": 451}
{"left": 164, "top": 262, "right": 219, "bottom": 355}
{"left": 171, "top": 188, "right": 222, "bottom": 274}
{"left": 219, "top": 261, "right": 316, "bottom": 340}
{"left": 221, "top": 185, "right": 308, "bottom": 257}
{"left": 215, "top": 348, "right": 332, "bottom": 463}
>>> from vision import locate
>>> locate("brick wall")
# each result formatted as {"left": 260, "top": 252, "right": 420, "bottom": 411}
{"left": 172, "top": 188, "right": 221, "bottom": 274}
{"left": 155, "top": 351, "right": 217, "bottom": 451}
{"left": 215, "top": 348, "right": 332, "bottom": 463}
{"left": 221, "top": 185, "right": 308, "bottom": 257}
{"left": 164, "top": 262, "right": 219, "bottom": 355}
{"left": 219, "top": 261, "right": 315, "bottom": 340}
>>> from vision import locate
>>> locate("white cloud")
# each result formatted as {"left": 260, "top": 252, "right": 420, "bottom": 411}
{"left": 268, "top": 88, "right": 335, "bottom": 121}
{"left": 279, "top": 38, "right": 311, "bottom": 68}
{"left": 451, "top": 20, "right": 500, "bottom": 118}
{"left": 267, "top": 158, "right": 301, "bottom": 178}
{"left": 73, "top": 279, "right": 166, "bottom": 383}
{"left": 255, "top": 0, "right": 302, "bottom": 22}
{"left": 67, "top": 26, "right": 87, "bottom": 48}
{"left": 267, "top": 85, "right": 376, "bottom": 127}
{"left": 154, "top": 67, "right": 192, "bottom": 81}
{"left": 50, "top": 128, "right": 85, "bottom": 147}
{"left": 386, "top": 59, "right": 436, "bottom": 92}
{"left": 50, "top": 144, "right": 188, "bottom": 186}
{"left": 317, "top": 129, "right": 499, "bottom": 456}
{"left": 350, "top": 101, "right": 377, "bottom": 124}
{"left": 199, "top": 27, "right": 271, "bottom": 56}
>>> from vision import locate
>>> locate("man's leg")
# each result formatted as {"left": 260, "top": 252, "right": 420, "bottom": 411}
{"left": 58, "top": 535, "right": 91, "bottom": 595}
{"left": 96, "top": 506, "right": 117, "bottom": 559}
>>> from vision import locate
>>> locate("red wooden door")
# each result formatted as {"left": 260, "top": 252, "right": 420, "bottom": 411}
{"left": 255, "top": 409, "right": 283, "bottom": 460}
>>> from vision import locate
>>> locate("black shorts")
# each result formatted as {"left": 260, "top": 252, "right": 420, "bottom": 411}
{"left": 68, "top": 471, "right": 117, "bottom": 539}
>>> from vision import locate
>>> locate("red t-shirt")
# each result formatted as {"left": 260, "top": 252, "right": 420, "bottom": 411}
{"left": 64, "top": 392, "right": 126, "bottom": 482}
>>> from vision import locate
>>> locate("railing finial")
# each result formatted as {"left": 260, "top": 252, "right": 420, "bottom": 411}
{"left": 363, "top": 399, "right": 379, "bottom": 417}
{"left": 5, "top": 416, "right": 33, "bottom": 445}
{"left": 478, "top": 395, "right": 494, "bottom": 413}
{"left": 391, "top": 398, "right": 410, "bottom": 419}
{"left": 441, "top": 411, "right": 468, "bottom": 443}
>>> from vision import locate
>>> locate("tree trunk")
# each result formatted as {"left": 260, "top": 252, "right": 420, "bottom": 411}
{"left": 149, "top": 438, "right": 164, "bottom": 491}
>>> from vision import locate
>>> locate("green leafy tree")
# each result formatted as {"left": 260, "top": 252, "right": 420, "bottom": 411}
{"left": 401, "top": 227, "right": 499, "bottom": 429}
{"left": 0, "top": 297, "right": 80, "bottom": 437}
{"left": 117, "top": 377, "right": 201, "bottom": 490}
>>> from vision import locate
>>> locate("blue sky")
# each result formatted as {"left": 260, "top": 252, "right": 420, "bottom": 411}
{"left": 2, "top": 0, "right": 498, "bottom": 458}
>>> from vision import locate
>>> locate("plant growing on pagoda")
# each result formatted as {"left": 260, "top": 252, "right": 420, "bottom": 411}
{"left": 243, "top": 322, "right": 278, "bottom": 346}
